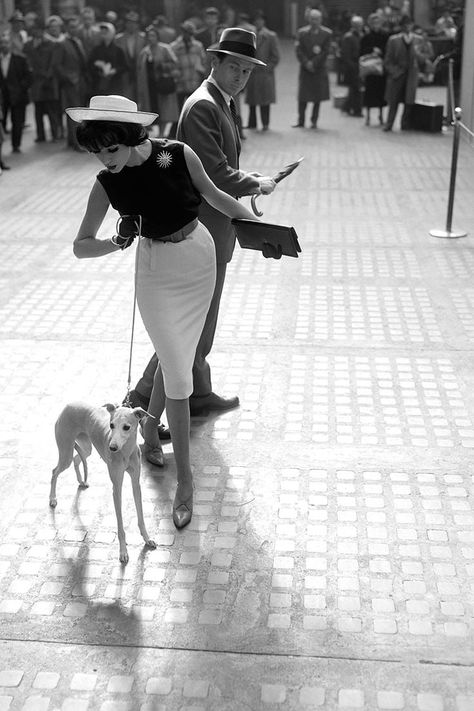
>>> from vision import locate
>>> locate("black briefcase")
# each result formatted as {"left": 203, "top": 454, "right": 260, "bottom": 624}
{"left": 410, "top": 101, "right": 443, "bottom": 132}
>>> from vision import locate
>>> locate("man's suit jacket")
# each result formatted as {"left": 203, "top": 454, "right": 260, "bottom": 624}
{"left": 0, "top": 52, "right": 31, "bottom": 106}
{"left": 53, "top": 36, "right": 88, "bottom": 89}
{"left": 177, "top": 80, "right": 260, "bottom": 263}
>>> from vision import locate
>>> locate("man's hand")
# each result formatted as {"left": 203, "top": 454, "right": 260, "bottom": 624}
{"left": 258, "top": 177, "right": 277, "bottom": 195}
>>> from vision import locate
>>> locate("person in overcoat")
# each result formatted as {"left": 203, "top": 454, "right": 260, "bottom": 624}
{"left": 294, "top": 9, "right": 332, "bottom": 129}
{"left": 53, "top": 15, "right": 89, "bottom": 150}
{"left": 244, "top": 12, "right": 280, "bottom": 131}
{"left": 136, "top": 24, "right": 180, "bottom": 137}
{"left": 127, "top": 29, "right": 277, "bottom": 430}
{"left": 340, "top": 15, "right": 364, "bottom": 117}
{"left": 115, "top": 11, "right": 146, "bottom": 102}
{"left": 24, "top": 23, "right": 61, "bottom": 142}
{"left": 359, "top": 13, "right": 388, "bottom": 126}
{"left": 0, "top": 33, "right": 32, "bottom": 153}
{"left": 383, "top": 16, "right": 425, "bottom": 131}
{"left": 88, "top": 23, "right": 127, "bottom": 97}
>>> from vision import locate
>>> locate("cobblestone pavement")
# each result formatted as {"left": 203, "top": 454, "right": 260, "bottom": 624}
{"left": 1, "top": 42, "right": 474, "bottom": 710}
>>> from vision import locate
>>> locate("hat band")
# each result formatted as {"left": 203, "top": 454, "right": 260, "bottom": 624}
{"left": 217, "top": 40, "right": 256, "bottom": 59}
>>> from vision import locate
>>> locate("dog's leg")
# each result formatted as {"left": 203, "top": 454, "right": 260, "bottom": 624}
{"left": 108, "top": 466, "right": 129, "bottom": 564}
{"left": 127, "top": 449, "right": 156, "bottom": 550}
{"left": 50, "top": 449, "right": 75, "bottom": 507}
{"left": 73, "top": 436, "right": 91, "bottom": 488}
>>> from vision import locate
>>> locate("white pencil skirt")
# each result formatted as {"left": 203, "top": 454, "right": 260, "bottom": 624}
{"left": 136, "top": 221, "right": 216, "bottom": 399}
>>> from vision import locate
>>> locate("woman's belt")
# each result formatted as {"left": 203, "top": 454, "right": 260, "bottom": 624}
{"left": 146, "top": 218, "right": 198, "bottom": 243}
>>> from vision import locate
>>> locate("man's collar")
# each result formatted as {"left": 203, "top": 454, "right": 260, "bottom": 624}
{"left": 208, "top": 75, "right": 232, "bottom": 105}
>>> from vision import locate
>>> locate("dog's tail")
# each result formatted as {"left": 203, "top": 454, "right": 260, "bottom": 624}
{"left": 73, "top": 443, "right": 89, "bottom": 485}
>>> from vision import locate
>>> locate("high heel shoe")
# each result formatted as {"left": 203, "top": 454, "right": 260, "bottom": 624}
{"left": 142, "top": 442, "right": 164, "bottom": 467}
{"left": 173, "top": 490, "right": 193, "bottom": 529}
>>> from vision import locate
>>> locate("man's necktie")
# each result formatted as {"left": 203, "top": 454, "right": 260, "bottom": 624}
{"left": 229, "top": 97, "right": 238, "bottom": 127}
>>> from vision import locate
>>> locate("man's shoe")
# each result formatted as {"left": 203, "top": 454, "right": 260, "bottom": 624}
{"left": 189, "top": 392, "right": 240, "bottom": 416}
{"left": 0, "top": 162, "right": 10, "bottom": 170}
{"left": 310, "top": 121, "right": 317, "bottom": 129}
{"left": 292, "top": 123, "right": 304, "bottom": 128}
{"left": 12, "top": 147, "right": 21, "bottom": 153}
{"left": 382, "top": 125, "right": 392, "bottom": 132}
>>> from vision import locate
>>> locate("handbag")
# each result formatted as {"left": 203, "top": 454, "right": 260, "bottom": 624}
{"left": 359, "top": 53, "right": 384, "bottom": 80}
{"left": 155, "top": 74, "right": 176, "bottom": 94}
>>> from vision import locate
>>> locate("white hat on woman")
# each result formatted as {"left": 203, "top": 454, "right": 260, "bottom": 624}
{"left": 66, "top": 95, "right": 158, "bottom": 125}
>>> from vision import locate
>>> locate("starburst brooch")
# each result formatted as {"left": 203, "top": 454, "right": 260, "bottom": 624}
{"left": 156, "top": 150, "right": 173, "bottom": 168}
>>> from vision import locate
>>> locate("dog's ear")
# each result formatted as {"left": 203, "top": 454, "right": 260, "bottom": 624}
{"left": 103, "top": 403, "right": 117, "bottom": 414}
{"left": 133, "top": 407, "right": 154, "bottom": 421}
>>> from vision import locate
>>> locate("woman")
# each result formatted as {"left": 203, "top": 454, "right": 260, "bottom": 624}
{"left": 66, "top": 95, "right": 257, "bottom": 529}
{"left": 359, "top": 13, "right": 388, "bottom": 126}
{"left": 137, "top": 25, "right": 179, "bottom": 137}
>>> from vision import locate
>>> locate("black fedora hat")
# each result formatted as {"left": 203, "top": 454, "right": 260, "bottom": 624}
{"left": 207, "top": 27, "right": 266, "bottom": 66}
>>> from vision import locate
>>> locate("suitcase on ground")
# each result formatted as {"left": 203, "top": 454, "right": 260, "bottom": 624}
{"left": 410, "top": 101, "right": 443, "bottom": 132}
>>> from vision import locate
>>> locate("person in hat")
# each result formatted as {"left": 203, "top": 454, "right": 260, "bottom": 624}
{"left": 66, "top": 94, "right": 258, "bottom": 528}
{"left": 244, "top": 12, "right": 280, "bottom": 131}
{"left": 52, "top": 15, "right": 89, "bottom": 150}
{"left": 293, "top": 8, "right": 332, "bottom": 129}
{"left": 195, "top": 7, "right": 221, "bottom": 49}
{"left": 127, "top": 28, "right": 276, "bottom": 421}
{"left": 170, "top": 21, "right": 205, "bottom": 111}
{"left": 8, "top": 10, "right": 28, "bottom": 54}
{"left": 88, "top": 22, "right": 127, "bottom": 96}
{"left": 383, "top": 16, "right": 425, "bottom": 132}
{"left": 0, "top": 32, "right": 32, "bottom": 153}
{"left": 115, "top": 10, "right": 146, "bottom": 102}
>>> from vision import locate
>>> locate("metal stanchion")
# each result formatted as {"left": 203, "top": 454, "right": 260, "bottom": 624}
{"left": 429, "top": 106, "right": 468, "bottom": 239}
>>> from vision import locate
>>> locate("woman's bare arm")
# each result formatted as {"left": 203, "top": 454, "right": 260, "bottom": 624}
{"left": 183, "top": 145, "right": 261, "bottom": 222}
{"left": 73, "top": 180, "right": 121, "bottom": 259}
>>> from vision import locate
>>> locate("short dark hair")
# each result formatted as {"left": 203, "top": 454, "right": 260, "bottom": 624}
{"left": 76, "top": 121, "right": 148, "bottom": 151}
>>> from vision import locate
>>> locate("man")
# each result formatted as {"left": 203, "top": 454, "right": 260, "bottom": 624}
{"left": 8, "top": 11, "right": 28, "bottom": 54}
{"left": 115, "top": 10, "right": 146, "bottom": 102}
{"left": 0, "top": 33, "right": 31, "bottom": 154}
{"left": 24, "top": 21, "right": 61, "bottom": 142}
{"left": 128, "top": 28, "right": 276, "bottom": 426}
{"left": 340, "top": 15, "right": 364, "bottom": 117}
{"left": 52, "top": 15, "right": 88, "bottom": 150}
{"left": 383, "top": 16, "right": 424, "bottom": 132}
{"left": 88, "top": 22, "right": 127, "bottom": 96}
{"left": 244, "top": 11, "right": 280, "bottom": 131}
{"left": 195, "top": 7, "right": 221, "bottom": 50}
{"left": 293, "top": 9, "right": 332, "bottom": 129}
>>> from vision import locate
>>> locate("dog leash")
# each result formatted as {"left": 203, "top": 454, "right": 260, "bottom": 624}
{"left": 122, "top": 216, "right": 143, "bottom": 408}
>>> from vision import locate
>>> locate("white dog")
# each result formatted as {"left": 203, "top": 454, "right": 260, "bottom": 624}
{"left": 50, "top": 402, "right": 156, "bottom": 563}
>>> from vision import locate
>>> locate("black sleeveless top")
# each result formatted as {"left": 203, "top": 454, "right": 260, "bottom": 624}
{"left": 97, "top": 139, "right": 201, "bottom": 239}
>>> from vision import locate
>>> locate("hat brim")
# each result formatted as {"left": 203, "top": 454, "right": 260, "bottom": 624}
{"left": 65, "top": 107, "right": 158, "bottom": 125}
{"left": 206, "top": 48, "right": 266, "bottom": 66}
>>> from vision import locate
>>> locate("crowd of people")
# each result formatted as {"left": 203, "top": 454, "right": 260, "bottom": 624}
{"left": 294, "top": 3, "right": 463, "bottom": 132}
{"left": 0, "top": 3, "right": 464, "bottom": 174}
{"left": 0, "top": 4, "right": 282, "bottom": 173}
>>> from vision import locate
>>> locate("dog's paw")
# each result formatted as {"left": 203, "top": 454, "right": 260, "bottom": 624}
{"left": 119, "top": 549, "right": 129, "bottom": 565}
{"left": 49, "top": 498, "right": 57, "bottom": 508}
{"left": 145, "top": 538, "right": 157, "bottom": 549}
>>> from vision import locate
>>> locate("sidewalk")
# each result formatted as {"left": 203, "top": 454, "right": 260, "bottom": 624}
{"left": 1, "top": 41, "right": 474, "bottom": 710}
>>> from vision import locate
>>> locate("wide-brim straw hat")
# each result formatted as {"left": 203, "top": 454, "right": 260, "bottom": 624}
{"left": 66, "top": 95, "right": 158, "bottom": 125}
{"left": 207, "top": 27, "right": 266, "bottom": 66}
